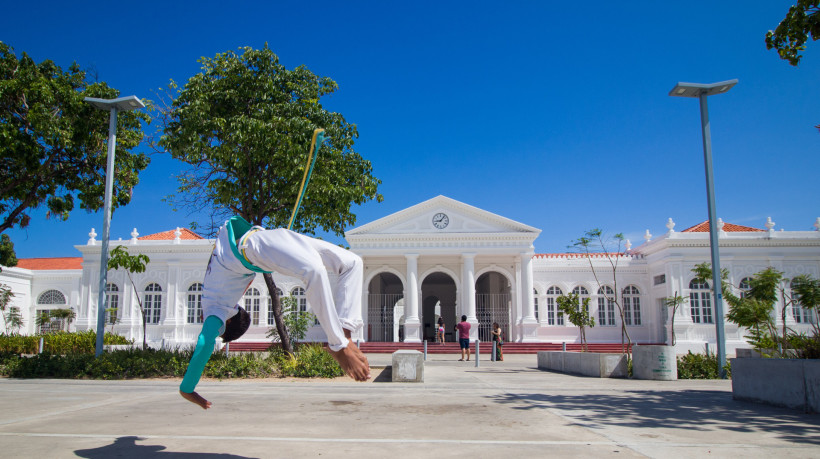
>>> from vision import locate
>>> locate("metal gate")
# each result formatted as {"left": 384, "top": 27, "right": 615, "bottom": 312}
{"left": 367, "top": 294, "right": 403, "bottom": 342}
{"left": 476, "top": 293, "right": 511, "bottom": 342}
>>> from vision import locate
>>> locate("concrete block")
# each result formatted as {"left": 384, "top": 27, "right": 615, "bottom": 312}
{"left": 804, "top": 361, "right": 820, "bottom": 414}
{"left": 537, "top": 351, "right": 626, "bottom": 378}
{"left": 633, "top": 345, "right": 677, "bottom": 380}
{"left": 391, "top": 350, "right": 424, "bottom": 382}
{"left": 598, "top": 353, "right": 628, "bottom": 378}
{"left": 731, "top": 358, "right": 806, "bottom": 411}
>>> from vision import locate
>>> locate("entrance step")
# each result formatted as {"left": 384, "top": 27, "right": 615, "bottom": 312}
{"left": 227, "top": 341, "right": 643, "bottom": 354}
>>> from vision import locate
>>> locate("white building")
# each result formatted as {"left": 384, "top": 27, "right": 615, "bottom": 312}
{"left": 2, "top": 196, "right": 818, "bottom": 355}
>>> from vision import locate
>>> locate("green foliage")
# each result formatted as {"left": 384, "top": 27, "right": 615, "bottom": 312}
{"left": 726, "top": 267, "right": 784, "bottom": 349}
{"left": 0, "top": 42, "right": 150, "bottom": 235}
{"left": 677, "top": 351, "right": 732, "bottom": 379}
{"left": 266, "top": 296, "right": 315, "bottom": 344}
{"left": 4, "top": 307, "right": 23, "bottom": 333}
{"left": 107, "top": 245, "right": 149, "bottom": 274}
{"left": 155, "top": 44, "right": 382, "bottom": 236}
{"left": 0, "top": 330, "right": 130, "bottom": 354}
{"left": 663, "top": 293, "right": 687, "bottom": 346}
{"left": 691, "top": 264, "right": 820, "bottom": 358}
{"left": 791, "top": 274, "right": 820, "bottom": 336}
{"left": 107, "top": 245, "right": 150, "bottom": 349}
{"left": 0, "top": 344, "right": 342, "bottom": 380}
{"left": 556, "top": 294, "right": 595, "bottom": 350}
{"left": 0, "top": 282, "right": 18, "bottom": 332}
{"left": 787, "top": 333, "right": 820, "bottom": 359}
{"left": 202, "top": 351, "right": 279, "bottom": 379}
{"left": 0, "top": 234, "right": 17, "bottom": 268}
{"left": 766, "top": 0, "right": 820, "bottom": 66}
{"left": 273, "top": 343, "right": 343, "bottom": 378}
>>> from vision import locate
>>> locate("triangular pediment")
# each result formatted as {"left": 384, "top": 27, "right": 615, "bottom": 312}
{"left": 347, "top": 196, "right": 540, "bottom": 237}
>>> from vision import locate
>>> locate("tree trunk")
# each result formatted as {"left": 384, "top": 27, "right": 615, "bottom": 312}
{"left": 263, "top": 272, "right": 293, "bottom": 355}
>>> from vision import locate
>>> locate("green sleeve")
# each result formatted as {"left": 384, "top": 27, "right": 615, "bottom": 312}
{"left": 179, "top": 315, "right": 223, "bottom": 393}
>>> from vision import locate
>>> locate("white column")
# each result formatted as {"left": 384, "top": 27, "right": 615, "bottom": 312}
{"left": 403, "top": 254, "right": 421, "bottom": 342}
{"left": 520, "top": 251, "right": 539, "bottom": 342}
{"left": 461, "top": 253, "right": 478, "bottom": 340}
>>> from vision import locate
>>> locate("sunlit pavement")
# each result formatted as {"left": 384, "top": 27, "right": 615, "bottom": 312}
{"left": 0, "top": 354, "right": 818, "bottom": 458}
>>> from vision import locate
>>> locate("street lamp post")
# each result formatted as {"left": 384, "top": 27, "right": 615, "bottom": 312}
{"left": 669, "top": 79, "right": 737, "bottom": 379}
{"left": 84, "top": 96, "right": 145, "bottom": 357}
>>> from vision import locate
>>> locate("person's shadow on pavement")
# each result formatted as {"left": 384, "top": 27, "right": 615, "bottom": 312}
{"left": 75, "top": 436, "right": 258, "bottom": 459}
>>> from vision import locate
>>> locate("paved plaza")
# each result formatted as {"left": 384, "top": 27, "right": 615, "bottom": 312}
{"left": 0, "top": 354, "right": 818, "bottom": 458}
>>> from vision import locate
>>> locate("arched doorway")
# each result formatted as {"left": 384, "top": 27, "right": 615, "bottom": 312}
{"left": 367, "top": 272, "right": 404, "bottom": 342}
{"left": 421, "top": 272, "right": 457, "bottom": 342}
{"left": 475, "top": 272, "right": 511, "bottom": 342}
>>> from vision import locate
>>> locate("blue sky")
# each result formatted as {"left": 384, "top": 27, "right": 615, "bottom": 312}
{"left": 3, "top": 1, "right": 818, "bottom": 257}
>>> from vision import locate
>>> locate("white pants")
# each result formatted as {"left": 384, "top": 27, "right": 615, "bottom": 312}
{"left": 242, "top": 228, "right": 363, "bottom": 351}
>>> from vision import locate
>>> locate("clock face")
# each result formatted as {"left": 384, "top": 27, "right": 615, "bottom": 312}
{"left": 432, "top": 212, "right": 449, "bottom": 229}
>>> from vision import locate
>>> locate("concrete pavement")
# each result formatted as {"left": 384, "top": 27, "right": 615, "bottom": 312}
{"left": 0, "top": 353, "right": 818, "bottom": 458}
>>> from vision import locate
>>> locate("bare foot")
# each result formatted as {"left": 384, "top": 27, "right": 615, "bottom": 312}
{"left": 180, "top": 390, "right": 212, "bottom": 410}
{"left": 328, "top": 343, "right": 371, "bottom": 381}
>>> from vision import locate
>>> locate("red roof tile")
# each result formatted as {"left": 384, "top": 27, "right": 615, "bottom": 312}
{"left": 681, "top": 221, "right": 764, "bottom": 233}
{"left": 138, "top": 228, "right": 204, "bottom": 241}
{"left": 15, "top": 257, "right": 83, "bottom": 270}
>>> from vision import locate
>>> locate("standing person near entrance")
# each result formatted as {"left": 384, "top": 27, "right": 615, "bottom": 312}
{"left": 455, "top": 315, "right": 471, "bottom": 361}
{"left": 437, "top": 317, "right": 445, "bottom": 344}
{"left": 491, "top": 322, "right": 504, "bottom": 361}
{"left": 179, "top": 216, "right": 371, "bottom": 410}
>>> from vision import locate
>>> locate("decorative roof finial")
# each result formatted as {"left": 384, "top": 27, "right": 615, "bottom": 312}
{"left": 666, "top": 218, "right": 675, "bottom": 234}
{"left": 644, "top": 229, "right": 652, "bottom": 242}
{"left": 814, "top": 217, "right": 820, "bottom": 231}
{"left": 174, "top": 227, "right": 182, "bottom": 244}
{"left": 130, "top": 228, "right": 139, "bottom": 244}
{"left": 765, "top": 217, "right": 776, "bottom": 236}
{"left": 87, "top": 228, "right": 97, "bottom": 245}
{"left": 717, "top": 218, "right": 726, "bottom": 235}
{"left": 624, "top": 239, "right": 632, "bottom": 252}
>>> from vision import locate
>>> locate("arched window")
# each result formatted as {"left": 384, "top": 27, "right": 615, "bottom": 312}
{"left": 244, "top": 288, "right": 261, "bottom": 326}
{"left": 572, "top": 286, "right": 590, "bottom": 314}
{"left": 689, "top": 279, "right": 713, "bottom": 324}
{"left": 267, "top": 288, "right": 284, "bottom": 326}
{"left": 187, "top": 283, "right": 203, "bottom": 324}
{"left": 144, "top": 283, "right": 163, "bottom": 324}
{"left": 533, "top": 288, "right": 539, "bottom": 322}
{"left": 37, "top": 289, "right": 66, "bottom": 305}
{"left": 545, "top": 286, "right": 563, "bottom": 325}
{"left": 623, "top": 285, "right": 641, "bottom": 325}
{"left": 105, "top": 283, "right": 119, "bottom": 325}
{"left": 597, "top": 286, "right": 615, "bottom": 326}
{"left": 739, "top": 277, "right": 752, "bottom": 299}
{"left": 790, "top": 279, "right": 816, "bottom": 324}
{"left": 291, "top": 287, "right": 316, "bottom": 324}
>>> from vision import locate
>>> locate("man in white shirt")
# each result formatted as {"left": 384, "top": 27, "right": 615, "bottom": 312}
{"left": 179, "top": 216, "right": 370, "bottom": 409}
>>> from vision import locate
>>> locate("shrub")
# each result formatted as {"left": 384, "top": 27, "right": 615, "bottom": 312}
{"left": 275, "top": 343, "right": 343, "bottom": 378}
{"left": 0, "top": 331, "right": 131, "bottom": 354}
{"left": 677, "top": 351, "right": 732, "bottom": 379}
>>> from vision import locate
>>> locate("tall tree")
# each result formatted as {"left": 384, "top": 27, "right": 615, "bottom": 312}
{"left": 571, "top": 229, "right": 632, "bottom": 355}
{"left": 156, "top": 45, "right": 382, "bottom": 354}
{"left": 766, "top": 0, "right": 820, "bottom": 66}
{"left": 0, "top": 42, "right": 150, "bottom": 247}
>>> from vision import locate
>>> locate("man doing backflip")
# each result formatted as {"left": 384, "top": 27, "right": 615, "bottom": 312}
{"left": 179, "top": 216, "right": 371, "bottom": 409}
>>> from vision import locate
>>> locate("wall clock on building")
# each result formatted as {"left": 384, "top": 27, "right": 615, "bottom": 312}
{"left": 432, "top": 212, "right": 449, "bottom": 229}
